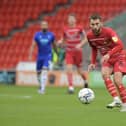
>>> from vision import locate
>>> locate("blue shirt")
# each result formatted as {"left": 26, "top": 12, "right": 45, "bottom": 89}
{"left": 34, "top": 31, "right": 55, "bottom": 59}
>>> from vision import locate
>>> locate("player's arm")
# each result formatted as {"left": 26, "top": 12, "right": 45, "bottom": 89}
{"left": 102, "top": 42, "right": 123, "bottom": 63}
{"left": 29, "top": 41, "right": 36, "bottom": 61}
{"left": 81, "top": 30, "right": 88, "bottom": 46}
{"left": 108, "top": 38, "right": 123, "bottom": 56}
{"left": 57, "top": 29, "right": 66, "bottom": 48}
{"left": 76, "top": 30, "right": 88, "bottom": 49}
{"left": 88, "top": 46, "right": 97, "bottom": 71}
{"left": 102, "top": 29, "right": 123, "bottom": 63}
{"left": 91, "top": 46, "right": 98, "bottom": 64}
{"left": 57, "top": 37, "right": 66, "bottom": 48}
{"left": 108, "top": 28, "right": 123, "bottom": 56}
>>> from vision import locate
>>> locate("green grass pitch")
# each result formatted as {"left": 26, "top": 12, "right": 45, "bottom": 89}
{"left": 0, "top": 85, "right": 126, "bottom": 126}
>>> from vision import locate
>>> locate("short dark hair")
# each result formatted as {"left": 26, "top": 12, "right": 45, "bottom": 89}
{"left": 89, "top": 13, "right": 102, "bottom": 20}
{"left": 68, "top": 13, "right": 76, "bottom": 18}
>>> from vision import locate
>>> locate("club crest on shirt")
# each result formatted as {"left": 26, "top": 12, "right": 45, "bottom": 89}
{"left": 112, "top": 36, "right": 118, "bottom": 43}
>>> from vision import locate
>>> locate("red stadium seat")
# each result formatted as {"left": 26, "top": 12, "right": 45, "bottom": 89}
{"left": 0, "top": 0, "right": 126, "bottom": 70}
{"left": 0, "top": 0, "right": 68, "bottom": 37}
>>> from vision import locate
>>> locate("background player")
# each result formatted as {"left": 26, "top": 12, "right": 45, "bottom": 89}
{"left": 87, "top": 14, "right": 126, "bottom": 112}
{"left": 29, "top": 21, "right": 57, "bottom": 94}
{"left": 58, "top": 13, "right": 88, "bottom": 94}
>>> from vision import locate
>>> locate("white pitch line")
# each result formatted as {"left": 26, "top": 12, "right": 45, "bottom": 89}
{"left": 0, "top": 94, "right": 32, "bottom": 99}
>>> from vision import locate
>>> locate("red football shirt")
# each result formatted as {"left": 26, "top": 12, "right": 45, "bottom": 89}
{"left": 63, "top": 25, "right": 84, "bottom": 52}
{"left": 87, "top": 27, "right": 124, "bottom": 64}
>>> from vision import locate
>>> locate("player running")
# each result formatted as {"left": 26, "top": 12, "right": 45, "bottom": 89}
{"left": 58, "top": 13, "right": 88, "bottom": 94}
{"left": 87, "top": 14, "right": 126, "bottom": 112}
{"left": 29, "top": 21, "right": 57, "bottom": 94}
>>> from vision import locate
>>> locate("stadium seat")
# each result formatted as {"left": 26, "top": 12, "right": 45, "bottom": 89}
{"left": 0, "top": 0, "right": 68, "bottom": 37}
{"left": 0, "top": 0, "right": 126, "bottom": 70}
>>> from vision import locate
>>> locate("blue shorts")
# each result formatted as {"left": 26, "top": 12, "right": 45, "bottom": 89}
{"left": 36, "top": 54, "right": 52, "bottom": 72}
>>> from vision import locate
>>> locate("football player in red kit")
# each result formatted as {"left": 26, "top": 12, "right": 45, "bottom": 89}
{"left": 58, "top": 13, "right": 88, "bottom": 93}
{"left": 87, "top": 13, "right": 126, "bottom": 112}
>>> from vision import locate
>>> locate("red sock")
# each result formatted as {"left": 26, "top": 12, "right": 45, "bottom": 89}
{"left": 104, "top": 77, "right": 118, "bottom": 97}
{"left": 67, "top": 73, "right": 73, "bottom": 87}
{"left": 118, "top": 84, "right": 126, "bottom": 103}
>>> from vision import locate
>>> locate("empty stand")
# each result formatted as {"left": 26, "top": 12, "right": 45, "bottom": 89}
{"left": 0, "top": 0, "right": 68, "bottom": 37}
{"left": 0, "top": 0, "right": 126, "bottom": 70}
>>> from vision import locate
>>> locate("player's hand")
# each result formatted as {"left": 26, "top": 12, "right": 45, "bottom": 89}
{"left": 75, "top": 43, "right": 82, "bottom": 49}
{"left": 57, "top": 40, "right": 63, "bottom": 47}
{"left": 88, "top": 64, "right": 95, "bottom": 72}
{"left": 101, "top": 54, "right": 110, "bottom": 64}
{"left": 57, "top": 42, "right": 66, "bottom": 49}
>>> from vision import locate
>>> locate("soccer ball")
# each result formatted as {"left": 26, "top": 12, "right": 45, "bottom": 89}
{"left": 78, "top": 88, "right": 95, "bottom": 104}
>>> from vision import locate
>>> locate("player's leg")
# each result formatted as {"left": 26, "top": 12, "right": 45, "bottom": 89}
{"left": 37, "top": 71, "right": 41, "bottom": 86}
{"left": 101, "top": 66, "right": 121, "bottom": 108}
{"left": 65, "top": 52, "right": 74, "bottom": 93}
{"left": 113, "top": 60, "right": 126, "bottom": 112}
{"left": 66, "top": 64, "right": 74, "bottom": 93}
{"left": 77, "top": 67, "right": 88, "bottom": 88}
{"left": 114, "top": 72, "right": 126, "bottom": 112}
{"left": 39, "top": 67, "right": 48, "bottom": 94}
{"left": 39, "top": 55, "right": 52, "bottom": 94}
{"left": 36, "top": 59, "right": 45, "bottom": 94}
{"left": 75, "top": 50, "right": 88, "bottom": 88}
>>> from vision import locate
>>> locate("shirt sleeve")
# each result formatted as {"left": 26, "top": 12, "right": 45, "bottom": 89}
{"left": 108, "top": 28, "right": 120, "bottom": 43}
{"left": 91, "top": 46, "right": 97, "bottom": 64}
{"left": 107, "top": 28, "right": 123, "bottom": 56}
{"left": 87, "top": 35, "right": 97, "bottom": 64}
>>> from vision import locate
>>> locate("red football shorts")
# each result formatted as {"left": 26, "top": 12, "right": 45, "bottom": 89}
{"left": 65, "top": 50, "right": 83, "bottom": 68}
{"left": 102, "top": 51, "right": 126, "bottom": 73}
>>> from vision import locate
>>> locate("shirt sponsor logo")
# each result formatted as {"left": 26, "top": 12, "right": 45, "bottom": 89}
{"left": 89, "top": 38, "right": 105, "bottom": 41}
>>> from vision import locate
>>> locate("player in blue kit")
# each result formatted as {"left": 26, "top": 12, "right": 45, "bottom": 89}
{"left": 29, "top": 21, "right": 57, "bottom": 94}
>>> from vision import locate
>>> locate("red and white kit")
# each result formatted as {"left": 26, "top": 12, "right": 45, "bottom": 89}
{"left": 87, "top": 27, "right": 126, "bottom": 105}
{"left": 87, "top": 27, "right": 126, "bottom": 73}
{"left": 63, "top": 25, "right": 85, "bottom": 67}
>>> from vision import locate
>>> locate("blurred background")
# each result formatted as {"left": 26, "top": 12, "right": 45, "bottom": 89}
{"left": 0, "top": 0, "right": 126, "bottom": 86}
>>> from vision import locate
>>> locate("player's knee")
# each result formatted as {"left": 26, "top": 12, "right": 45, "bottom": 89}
{"left": 77, "top": 69, "right": 81, "bottom": 75}
{"left": 114, "top": 76, "right": 122, "bottom": 85}
{"left": 66, "top": 66, "right": 73, "bottom": 73}
{"left": 41, "top": 70, "right": 48, "bottom": 80}
{"left": 114, "top": 72, "right": 123, "bottom": 85}
{"left": 102, "top": 72, "right": 110, "bottom": 79}
{"left": 42, "top": 70, "right": 48, "bottom": 75}
{"left": 101, "top": 67, "right": 112, "bottom": 79}
{"left": 67, "top": 70, "right": 72, "bottom": 75}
